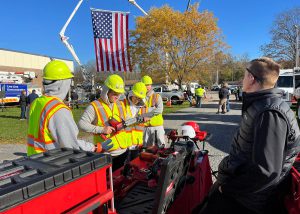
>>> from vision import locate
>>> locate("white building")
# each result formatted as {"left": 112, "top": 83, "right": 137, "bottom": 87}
{"left": 0, "top": 48, "right": 74, "bottom": 88}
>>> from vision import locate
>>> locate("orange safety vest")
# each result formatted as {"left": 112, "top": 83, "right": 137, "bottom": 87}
{"left": 27, "top": 95, "right": 71, "bottom": 156}
{"left": 91, "top": 98, "right": 128, "bottom": 151}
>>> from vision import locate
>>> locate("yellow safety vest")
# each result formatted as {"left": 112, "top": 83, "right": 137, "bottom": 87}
{"left": 195, "top": 88, "right": 205, "bottom": 97}
{"left": 144, "top": 93, "right": 164, "bottom": 127}
{"left": 27, "top": 95, "right": 71, "bottom": 156}
{"left": 122, "top": 99, "right": 144, "bottom": 147}
{"left": 91, "top": 98, "right": 128, "bottom": 151}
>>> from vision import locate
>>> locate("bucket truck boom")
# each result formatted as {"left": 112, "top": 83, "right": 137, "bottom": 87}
{"left": 59, "top": 0, "right": 95, "bottom": 92}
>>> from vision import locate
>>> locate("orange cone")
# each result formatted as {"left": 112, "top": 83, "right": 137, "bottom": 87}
{"left": 166, "top": 99, "right": 172, "bottom": 107}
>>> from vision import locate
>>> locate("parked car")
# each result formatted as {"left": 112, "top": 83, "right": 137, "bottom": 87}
{"left": 153, "top": 86, "right": 185, "bottom": 105}
{"left": 211, "top": 85, "right": 221, "bottom": 91}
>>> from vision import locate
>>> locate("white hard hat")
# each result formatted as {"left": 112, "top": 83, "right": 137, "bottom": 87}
{"left": 295, "top": 88, "right": 300, "bottom": 99}
{"left": 177, "top": 125, "right": 196, "bottom": 138}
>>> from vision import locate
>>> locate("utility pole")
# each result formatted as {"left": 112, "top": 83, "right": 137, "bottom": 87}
{"left": 294, "top": 25, "right": 299, "bottom": 90}
{"left": 296, "top": 25, "right": 299, "bottom": 68}
{"left": 186, "top": 0, "right": 191, "bottom": 11}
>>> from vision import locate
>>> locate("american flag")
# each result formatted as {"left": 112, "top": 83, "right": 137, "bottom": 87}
{"left": 91, "top": 9, "right": 131, "bottom": 72}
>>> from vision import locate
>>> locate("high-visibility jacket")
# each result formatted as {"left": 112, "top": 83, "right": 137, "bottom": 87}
{"left": 27, "top": 95, "right": 71, "bottom": 156}
{"left": 122, "top": 99, "right": 144, "bottom": 146}
{"left": 195, "top": 88, "right": 205, "bottom": 97}
{"left": 144, "top": 93, "right": 164, "bottom": 127}
{"left": 91, "top": 98, "right": 127, "bottom": 151}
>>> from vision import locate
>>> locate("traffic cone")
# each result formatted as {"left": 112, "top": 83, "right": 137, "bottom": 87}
{"left": 166, "top": 99, "right": 172, "bottom": 107}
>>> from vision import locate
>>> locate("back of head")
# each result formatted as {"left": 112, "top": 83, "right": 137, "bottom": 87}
{"left": 141, "top": 75, "right": 153, "bottom": 85}
{"left": 43, "top": 60, "right": 74, "bottom": 81}
{"left": 247, "top": 57, "right": 280, "bottom": 88}
{"left": 42, "top": 60, "right": 73, "bottom": 100}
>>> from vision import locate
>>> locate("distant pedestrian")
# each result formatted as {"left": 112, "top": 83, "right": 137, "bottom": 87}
{"left": 19, "top": 90, "right": 27, "bottom": 120}
{"left": 186, "top": 88, "right": 193, "bottom": 106}
{"left": 26, "top": 89, "right": 39, "bottom": 119}
{"left": 225, "top": 83, "right": 231, "bottom": 112}
{"left": 195, "top": 86, "right": 206, "bottom": 108}
{"left": 234, "top": 87, "right": 239, "bottom": 101}
{"left": 71, "top": 90, "right": 79, "bottom": 109}
{"left": 27, "top": 90, "right": 39, "bottom": 105}
{"left": 217, "top": 83, "right": 229, "bottom": 114}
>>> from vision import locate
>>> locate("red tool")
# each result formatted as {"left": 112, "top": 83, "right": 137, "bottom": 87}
{"left": 139, "top": 152, "right": 158, "bottom": 162}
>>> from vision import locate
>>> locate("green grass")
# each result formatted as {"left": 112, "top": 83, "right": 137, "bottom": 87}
{"left": 0, "top": 101, "right": 189, "bottom": 144}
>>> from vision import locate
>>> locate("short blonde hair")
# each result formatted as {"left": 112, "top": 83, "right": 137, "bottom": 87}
{"left": 246, "top": 57, "right": 281, "bottom": 87}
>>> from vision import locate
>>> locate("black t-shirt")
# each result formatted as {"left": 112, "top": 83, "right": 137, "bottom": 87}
{"left": 219, "top": 88, "right": 229, "bottom": 99}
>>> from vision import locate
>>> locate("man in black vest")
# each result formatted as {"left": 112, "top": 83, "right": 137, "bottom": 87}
{"left": 199, "top": 57, "right": 300, "bottom": 214}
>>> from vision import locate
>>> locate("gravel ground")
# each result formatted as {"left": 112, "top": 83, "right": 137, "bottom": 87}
{"left": 0, "top": 92, "right": 242, "bottom": 174}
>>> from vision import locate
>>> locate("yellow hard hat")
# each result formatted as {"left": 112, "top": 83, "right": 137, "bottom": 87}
{"left": 141, "top": 75, "right": 152, "bottom": 85}
{"left": 43, "top": 60, "right": 74, "bottom": 80}
{"left": 132, "top": 82, "right": 147, "bottom": 99}
{"left": 104, "top": 74, "right": 125, "bottom": 94}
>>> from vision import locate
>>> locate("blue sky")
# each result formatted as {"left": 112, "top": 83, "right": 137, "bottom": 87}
{"left": 0, "top": 0, "right": 299, "bottom": 64}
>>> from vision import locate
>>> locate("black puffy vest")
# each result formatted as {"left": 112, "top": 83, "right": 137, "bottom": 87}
{"left": 219, "top": 89, "right": 300, "bottom": 185}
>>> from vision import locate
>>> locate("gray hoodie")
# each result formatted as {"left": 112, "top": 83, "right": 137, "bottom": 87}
{"left": 78, "top": 85, "right": 126, "bottom": 156}
{"left": 42, "top": 79, "right": 95, "bottom": 152}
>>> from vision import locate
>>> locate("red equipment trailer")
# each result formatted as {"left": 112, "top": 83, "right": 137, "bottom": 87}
{"left": 0, "top": 149, "right": 116, "bottom": 214}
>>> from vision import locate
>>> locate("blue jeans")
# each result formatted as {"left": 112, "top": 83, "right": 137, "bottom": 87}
{"left": 226, "top": 99, "right": 230, "bottom": 112}
{"left": 187, "top": 96, "right": 193, "bottom": 105}
{"left": 20, "top": 105, "right": 26, "bottom": 119}
{"left": 196, "top": 96, "right": 202, "bottom": 108}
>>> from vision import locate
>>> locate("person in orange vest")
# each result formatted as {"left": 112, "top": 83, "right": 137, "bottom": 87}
{"left": 78, "top": 74, "right": 129, "bottom": 171}
{"left": 141, "top": 75, "right": 165, "bottom": 147}
{"left": 121, "top": 82, "right": 148, "bottom": 146}
{"left": 27, "top": 60, "right": 111, "bottom": 156}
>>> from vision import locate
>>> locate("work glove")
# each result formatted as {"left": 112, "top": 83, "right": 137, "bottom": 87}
{"left": 95, "top": 139, "right": 113, "bottom": 153}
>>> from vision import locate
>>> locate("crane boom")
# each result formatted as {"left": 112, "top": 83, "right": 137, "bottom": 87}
{"left": 59, "top": 0, "right": 94, "bottom": 91}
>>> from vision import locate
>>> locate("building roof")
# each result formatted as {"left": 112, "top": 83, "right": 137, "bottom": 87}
{"left": 0, "top": 48, "right": 73, "bottom": 62}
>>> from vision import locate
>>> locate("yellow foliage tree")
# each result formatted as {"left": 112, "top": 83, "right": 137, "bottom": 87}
{"left": 130, "top": 4, "right": 226, "bottom": 86}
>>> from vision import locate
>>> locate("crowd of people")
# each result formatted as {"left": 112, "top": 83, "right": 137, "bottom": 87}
{"left": 26, "top": 60, "right": 164, "bottom": 171}
{"left": 19, "top": 89, "right": 39, "bottom": 120}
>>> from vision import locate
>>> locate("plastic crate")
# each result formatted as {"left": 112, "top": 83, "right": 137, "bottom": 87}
{"left": 0, "top": 148, "right": 114, "bottom": 214}
{"left": 116, "top": 143, "right": 192, "bottom": 214}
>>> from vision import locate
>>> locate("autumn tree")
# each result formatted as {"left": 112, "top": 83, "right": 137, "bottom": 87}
{"left": 130, "top": 4, "right": 226, "bottom": 86}
{"left": 261, "top": 7, "right": 300, "bottom": 68}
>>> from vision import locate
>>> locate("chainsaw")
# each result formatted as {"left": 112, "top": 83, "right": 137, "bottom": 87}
{"left": 108, "top": 115, "right": 145, "bottom": 132}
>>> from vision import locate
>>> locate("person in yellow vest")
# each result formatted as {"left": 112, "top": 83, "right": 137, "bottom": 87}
{"left": 120, "top": 82, "right": 149, "bottom": 159}
{"left": 78, "top": 74, "right": 128, "bottom": 171}
{"left": 27, "top": 60, "right": 111, "bottom": 156}
{"left": 123, "top": 82, "right": 150, "bottom": 147}
{"left": 141, "top": 75, "right": 165, "bottom": 147}
{"left": 195, "top": 85, "right": 206, "bottom": 108}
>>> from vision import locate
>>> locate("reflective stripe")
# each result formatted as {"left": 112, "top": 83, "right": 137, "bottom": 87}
{"left": 152, "top": 94, "right": 157, "bottom": 106}
{"left": 39, "top": 99, "right": 63, "bottom": 140}
{"left": 115, "top": 101, "right": 125, "bottom": 120}
{"left": 27, "top": 134, "right": 55, "bottom": 144}
{"left": 93, "top": 100, "right": 109, "bottom": 125}
{"left": 135, "top": 126, "right": 144, "bottom": 131}
{"left": 27, "top": 137, "right": 57, "bottom": 152}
